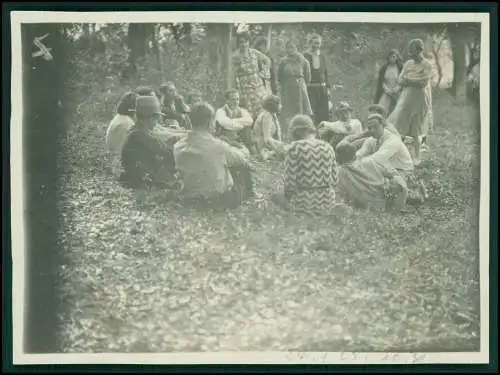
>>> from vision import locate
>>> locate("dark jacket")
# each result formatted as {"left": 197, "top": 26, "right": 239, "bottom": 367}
{"left": 374, "top": 62, "right": 403, "bottom": 104}
{"left": 303, "top": 52, "right": 330, "bottom": 87}
{"left": 121, "top": 127, "right": 176, "bottom": 187}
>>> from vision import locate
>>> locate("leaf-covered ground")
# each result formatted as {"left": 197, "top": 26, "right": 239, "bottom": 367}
{"left": 56, "top": 84, "right": 481, "bottom": 353}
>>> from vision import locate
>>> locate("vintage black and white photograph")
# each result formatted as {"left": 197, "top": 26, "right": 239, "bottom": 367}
{"left": 10, "top": 10, "right": 490, "bottom": 365}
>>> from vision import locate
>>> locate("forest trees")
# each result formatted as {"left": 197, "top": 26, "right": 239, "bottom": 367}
{"left": 446, "top": 22, "right": 481, "bottom": 101}
{"left": 69, "top": 21, "right": 481, "bottom": 103}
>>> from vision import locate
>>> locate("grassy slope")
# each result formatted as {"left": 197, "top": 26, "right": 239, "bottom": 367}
{"left": 55, "top": 48, "right": 481, "bottom": 352}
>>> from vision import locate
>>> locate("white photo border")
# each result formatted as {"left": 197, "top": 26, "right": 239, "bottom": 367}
{"left": 10, "top": 10, "right": 491, "bottom": 365}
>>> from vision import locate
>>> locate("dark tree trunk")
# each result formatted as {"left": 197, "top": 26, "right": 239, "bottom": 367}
{"left": 128, "top": 23, "right": 148, "bottom": 63}
{"left": 223, "top": 24, "right": 233, "bottom": 91}
{"left": 152, "top": 24, "right": 161, "bottom": 70}
{"left": 21, "top": 23, "right": 68, "bottom": 353}
{"left": 448, "top": 23, "right": 468, "bottom": 100}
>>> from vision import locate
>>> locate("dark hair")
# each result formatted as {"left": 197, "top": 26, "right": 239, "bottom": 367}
{"left": 367, "top": 104, "right": 388, "bottom": 119}
{"left": 386, "top": 49, "right": 403, "bottom": 68}
{"left": 409, "top": 39, "right": 425, "bottom": 54}
{"left": 225, "top": 89, "right": 240, "bottom": 100}
{"left": 252, "top": 36, "right": 268, "bottom": 51}
{"left": 159, "top": 82, "right": 176, "bottom": 94}
{"left": 134, "top": 86, "right": 155, "bottom": 96}
{"left": 261, "top": 94, "right": 281, "bottom": 113}
{"left": 236, "top": 32, "right": 251, "bottom": 48}
{"left": 116, "top": 92, "right": 138, "bottom": 116}
{"left": 336, "top": 142, "right": 357, "bottom": 165}
{"left": 285, "top": 39, "right": 297, "bottom": 50}
{"left": 189, "top": 102, "right": 214, "bottom": 129}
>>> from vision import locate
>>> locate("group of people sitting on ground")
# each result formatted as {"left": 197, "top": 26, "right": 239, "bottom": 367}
{"left": 105, "top": 36, "right": 431, "bottom": 216}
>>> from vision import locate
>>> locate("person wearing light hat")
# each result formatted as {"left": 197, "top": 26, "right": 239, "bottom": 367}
{"left": 120, "top": 95, "right": 179, "bottom": 188}
{"left": 337, "top": 113, "right": 426, "bottom": 211}
{"left": 318, "top": 101, "right": 363, "bottom": 148}
{"left": 271, "top": 114, "right": 350, "bottom": 216}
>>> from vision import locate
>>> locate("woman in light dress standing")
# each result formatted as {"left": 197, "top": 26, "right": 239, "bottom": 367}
{"left": 277, "top": 40, "right": 313, "bottom": 141}
{"left": 387, "top": 39, "right": 434, "bottom": 166}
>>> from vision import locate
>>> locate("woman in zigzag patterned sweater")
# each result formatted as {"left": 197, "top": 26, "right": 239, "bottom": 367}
{"left": 280, "top": 115, "right": 348, "bottom": 216}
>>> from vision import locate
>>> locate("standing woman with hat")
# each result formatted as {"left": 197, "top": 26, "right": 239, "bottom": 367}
{"left": 387, "top": 39, "right": 434, "bottom": 166}
{"left": 120, "top": 96, "right": 179, "bottom": 188}
{"left": 271, "top": 115, "right": 348, "bottom": 216}
{"left": 303, "top": 33, "right": 331, "bottom": 126}
{"left": 233, "top": 31, "right": 272, "bottom": 116}
{"left": 277, "top": 40, "right": 313, "bottom": 141}
{"left": 318, "top": 101, "right": 363, "bottom": 149}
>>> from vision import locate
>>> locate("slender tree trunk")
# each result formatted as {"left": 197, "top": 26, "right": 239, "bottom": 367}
{"left": 266, "top": 24, "right": 272, "bottom": 51}
{"left": 224, "top": 24, "right": 233, "bottom": 91}
{"left": 152, "top": 24, "right": 161, "bottom": 71}
{"left": 128, "top": 23, "right": 148, "bottom": 63}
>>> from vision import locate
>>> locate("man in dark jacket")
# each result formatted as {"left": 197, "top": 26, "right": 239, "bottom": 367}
{"left": 120, "top": 95, "right": 178, "bottom": 188}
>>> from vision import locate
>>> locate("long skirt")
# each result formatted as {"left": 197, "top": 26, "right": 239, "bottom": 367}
{"left": 280, "top": 77, "right": 313, "bottom": 140}
{"left": 378, "top": 92, "right": 399, "bottom": 116}
{"left": 387, "top": 86, "right": 431, "bottom": 137}
{"left": 307, "top": 84, "right": 330, "bottom": 125}
{"left": 337, "top": 160, "right": 426, "bottom": 209}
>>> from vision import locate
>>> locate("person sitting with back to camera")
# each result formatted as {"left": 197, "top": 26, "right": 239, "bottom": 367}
{"left": 174, "top": 102, "right": 257, "bottom": 210}
{"left": 271, "top": 114, "right": 349, "bottom": 217}
{"left": 214, "top": 89, "right": 255, "bottom": 156}
{"left": 120, "top": 95, "right": 178, "bottom": 189}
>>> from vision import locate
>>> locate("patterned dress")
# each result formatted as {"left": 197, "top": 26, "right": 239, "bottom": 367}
{"left": 233, "top": 48, "right": 272, "bottom": 116}
{"left": 284, "top": 138, "right": 338, "bottom": 216}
